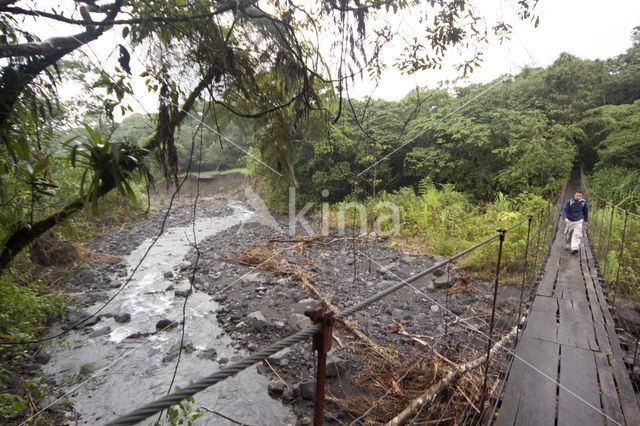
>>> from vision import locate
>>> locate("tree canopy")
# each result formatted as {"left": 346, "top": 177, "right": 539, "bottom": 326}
{"left": 0, "top": 0, "right": 541, "bottom": 270}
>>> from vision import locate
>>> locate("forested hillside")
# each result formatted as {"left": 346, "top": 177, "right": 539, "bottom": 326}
{"left": 100, "top": 27, "right": 640, "bottom": 208}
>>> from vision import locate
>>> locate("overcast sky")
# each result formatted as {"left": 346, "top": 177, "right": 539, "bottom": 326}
{"left": 33, "top": 0, "right": 640, "bottom": 114}
{"left": 353, "top": 0, "right": 640, "bottom": 100}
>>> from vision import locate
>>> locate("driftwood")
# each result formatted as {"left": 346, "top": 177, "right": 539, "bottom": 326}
{"left": 385, "top": 324, "right": 519, "bottom": 425}
{"left": 296, "top": 268, "right": 388, "bottom": 356}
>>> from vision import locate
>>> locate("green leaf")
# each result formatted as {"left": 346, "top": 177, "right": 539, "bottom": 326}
{"left": 32, "top": 157, "right": 49, "bottom": 175}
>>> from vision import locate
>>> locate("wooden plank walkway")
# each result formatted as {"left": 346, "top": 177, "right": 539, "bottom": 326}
{"left": 495, "top": 218, "right": 640, "bottom": 425}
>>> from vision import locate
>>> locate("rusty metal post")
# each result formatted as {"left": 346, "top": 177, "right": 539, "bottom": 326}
{"left": 532, "top": 208, "right": 544, "bottom": 273}
{"left": 480, "top": 229, "right": 506, "bottom": 410}
{"left": 614, "top": 211, "right": 629, "bottom": 288}
{"left": 597, "top": 204, "right": 608, "bottom": 257}
{"left": 305, "top": 308, "right": 335, "bottom": 426}
{"left": 603, "top": 206, "right": 616, "bottom": 277}
{"left": 540, "top": 207, "right": 550, "bottom": 259}
{"left": 516, "top": 217, "right": 533, "bottom": 342}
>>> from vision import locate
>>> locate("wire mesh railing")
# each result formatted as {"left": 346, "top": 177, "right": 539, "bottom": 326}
{"left": 582, "top": 170, "right": 640, "bottom": 393}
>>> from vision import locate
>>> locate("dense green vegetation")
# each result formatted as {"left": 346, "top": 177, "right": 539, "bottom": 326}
{"left": 0, "top": 0, "right": 639, "bottom": 419}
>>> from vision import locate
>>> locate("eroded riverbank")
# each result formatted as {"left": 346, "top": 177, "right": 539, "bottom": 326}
{"left": 36, "top": 194, "right": 529, "bottom": 425}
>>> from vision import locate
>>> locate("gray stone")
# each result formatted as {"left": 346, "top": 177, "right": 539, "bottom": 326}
{"left": 433, "top": 268, "right": 445, "bottom": 277}
{"left": 243, "top": 272, "right": 264, "bottom": 284}
{"left": 89, "top": 326, "right": 112, "bottom": 338}
{"left": 392, "top": 308, "right": 411, "bottom": 322}
{"left": 67, "top": 309, "right": 100, "bottom": 328}
{"left": 175, "top": 288, "right": 192, "bottom": 297}
{"left": 296, "top": 380, "right": 315, "bottom": 400}
{"left": 268, "top": 381, "right": 285, "bottom": 396}
{"left": 298, "top": 298, "right": 316, "bottom": 305}
{"left": 326, "top": 358, "right": 346, "bottom": 377}
{"left": 33, "top": 352, "right": 51, "bottom": 364}
{"left": 162, "top": 352, "right": 178, "bottom": 363}
{"left": 300, "top": 416, "right": 312, "bottom": 425}
{"left": 430, "top": 304, "right": 440, "bottom": 313}
{"left": 345, "top": 257, "right": 354, "bottom": 265}
{"left": 377, "top": 262, "right": 399, "bottom": 276}
{"left": 273, "top": 320, "right": 285, "bottom": 330}
{"left": 169, "top": 341, "right": 195, "bottom": 354}
{"left": 300, "top": 382, "right": 315, "bottom": 400}
{"left": 156, "top": 318, "right": 177, "bottom": 332}
{"left": 434, "top": 275, "right": 453, "bottom": 289}
{"left": 196, "top": 348, "right": 218, "bottom": 360}
{"left": 289, "top": 313, "right": 312, "bottom": 333}
{"left": 106, "top": 278, "right": 121, "bottom": 289}
{"left": 248, "top": 311, "right": 268, "bottom": 330}
{"left": 266, "top": 348, "right": 292, "bottom": 364}
{"left": 451, "top": 307, "right": 464, "bottom": 315}
{"left": 218, "top": 357, "right": 229, "bottom": 364}
{"left": 213, "top": 294, "right": 227, "bottom": 302}
{"left": 400, "top": 256, "right": 414, "bottom": 265}
{"left": 114, "top": 313, "right": 131, "bottom": 323}
{"left": 163, "top": 271, "right": 174, "bottom": 279}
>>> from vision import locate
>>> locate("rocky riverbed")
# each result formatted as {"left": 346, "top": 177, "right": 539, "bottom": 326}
{"left": 33, "top": 194, "right": 526, "bottom": 425}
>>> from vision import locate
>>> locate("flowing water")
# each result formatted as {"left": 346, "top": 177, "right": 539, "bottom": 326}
{"left": 41, "top": 202, "right": 296, "bottom": 425}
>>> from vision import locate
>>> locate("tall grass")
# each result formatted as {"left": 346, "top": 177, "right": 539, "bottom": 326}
{"left": 334, "top": 182, "right": 550, "bottom": 276}
{"left": 589, "top": 167, "right": 640, "bottom": 213}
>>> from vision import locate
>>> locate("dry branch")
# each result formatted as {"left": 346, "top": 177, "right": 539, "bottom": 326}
{"left": 385, "top": 324, "right": 519, "bottom": 425}
{"left": 232, "top": 240, "right": 388, "bottom": 356}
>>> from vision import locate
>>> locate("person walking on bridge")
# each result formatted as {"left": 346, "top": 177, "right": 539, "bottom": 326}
{"left": 562, "top": 190, "right": 588, "bottom": 254}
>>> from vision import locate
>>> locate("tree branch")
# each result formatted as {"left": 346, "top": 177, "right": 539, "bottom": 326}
{"left": 0, "top": 0, "right": 255, "bottom": 27}
{"left": 0, "top": 31, "right": 99, "bottom": 58}
{"left": 0, "top": 0, "right": 123, "bottom": 125}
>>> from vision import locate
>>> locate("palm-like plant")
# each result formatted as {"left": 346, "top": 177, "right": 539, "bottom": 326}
{"left": 68, "top": 123, "right": 151, "bottom": 215}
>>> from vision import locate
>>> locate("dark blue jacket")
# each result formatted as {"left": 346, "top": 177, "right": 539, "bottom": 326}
{"left": 562, "top": 198, "right": 588, "bottom": 222}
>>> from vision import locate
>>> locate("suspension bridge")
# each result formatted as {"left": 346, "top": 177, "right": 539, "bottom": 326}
{"left": 495, "top": 181, "right": 640, "bottom": 425}
{"left": 23, "top": 174, "right": 638, "bottom": 425}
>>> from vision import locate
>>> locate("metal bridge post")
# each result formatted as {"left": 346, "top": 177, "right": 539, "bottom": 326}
{"left": 596, "top": 204, "right": 607, "bottom": 257}
{"left": 480, "top": 229, "right": 506, "bottom": 411}
{"left": 532, "top": 208, "right": 544, "bottom": 273}
{"left": 516, "top": 217, "right": 533, "bottom": 342}
{"left": 603, "top": 206, "right": 616, "bottom": 277}
{"left": 540, "top": 207, "right": 550, "bottom": 261}
{"left": 305, "top": 308, "right": 335, "bottom": 426}
{"left": 614, "top": 211, "right": 629, "bottom": 288}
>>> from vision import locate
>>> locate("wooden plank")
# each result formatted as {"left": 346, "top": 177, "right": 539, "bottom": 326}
{"left": 526, "top": 309, "right": 558, "bottom": 343}
{"left": 558, "top": 345, "right": 604, "bottom": 426}
{"left": 531, "top": 295, "right": 558, "bottom": 313}
{"left": 594, "top": 352, "right": 624, "bottom": 426}
{"left": 555, "top": 256, "right": 589, "bottom": 305}
{"left": 558, "top": 298, "right": 599, "bottom": 351}
{"left": 586, "top": 250, "right": 624, "bottom": 357}
{"left": 496, "top": 337, "right": 559, "bottom": 426}
{"left": 610, "top": 356, "right": 640, "bottom": 425}
{"left": 580, "top": 248, "right": 613, "bottom": 355}
{"left": 537, "top": 271, "right": 556, "bottom": 297}
{"left": 538, "top": 256, "right": 559, "bottom": 297}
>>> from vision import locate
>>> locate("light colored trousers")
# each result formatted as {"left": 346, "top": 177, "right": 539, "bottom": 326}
{"left": 564, "top": 219, "right": 584, "bottom": 251}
